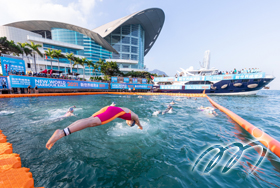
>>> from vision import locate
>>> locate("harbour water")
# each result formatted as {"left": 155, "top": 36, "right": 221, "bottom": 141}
{"left": 0, "top": 90, "right": 280, "bottom": 187}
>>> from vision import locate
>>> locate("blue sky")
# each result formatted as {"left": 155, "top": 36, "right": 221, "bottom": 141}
{"left": 1, "top": 0, "right": 279, "bottom": 89}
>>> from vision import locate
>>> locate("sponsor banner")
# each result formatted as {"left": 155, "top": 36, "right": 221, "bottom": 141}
{"left": 142, "top": 79, "right": 147, "bottom": 84}
{"left": 154, "top": 73, "right": 265, "bottom": 82}
{"left": 111, "top": 77, "right": 118, "bottom": 83}
{"left": 110, "top": 83, "right": 127, "bottom": 89}
{"left": 9, "top": 76, "right": 31, "bottom": 88}
{"left": 160, "top": 85, "right": 182, "bottom": 90}
{"left": 132, "top": 78, "right": 138, "bottom": 83}
{"left": 9, "top": 75, "right": 108, "bottom": 89}
{"left": 123, "top": 78, "right": 130, "bottom": 83}
{"left": 110, "top": 83, "right": 153, "bottom": 90}
{"left": 132, "top": 84, "right": 152, "bottom": 89}
{"left": 0, "top": 76, "right": 9, "bottom": 89}
{"left": 154, "top": 77, "right": 175, "bottom": 82}
{"left": 1, "top": 57, "right": 26, "bottom": 76}
{"left": 185, "top": 85, "right": 210, "bottom": 90}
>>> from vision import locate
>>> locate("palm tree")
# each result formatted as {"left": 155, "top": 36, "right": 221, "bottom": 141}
{"left": 53, "top": 50, "right": 65, "bottom": 71}
{"left": 73, "top": 57, "right": 82, "bottom": 79}
{"left": 80, "top": 57, "right": 88, "bottom": 80}
{"left": 44, "top": 48, "right": 55, "bottom": 69}
{"left": 0, "top": 37, "right": 10, "bottom": 56}
{"left": 85, "top": 60, "right": 93, "bottom": 74}
{"left": 65, "top": 53, "right": 75, "bottom": 75}
{"left": 26, "top": 41, "right": 43, "bottom": 74}
{"left": 18, "top": 42, "right": 32, "bottom": 68}
{"left": 8, "top": 40, "right": 22, "bottom": 56}
{"left": 17, "top": 42, "right": 31, "bottom": 58}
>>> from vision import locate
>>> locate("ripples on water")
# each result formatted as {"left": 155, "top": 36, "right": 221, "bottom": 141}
{"left": 0, "top": 91, "right": 280, "bottom": 187}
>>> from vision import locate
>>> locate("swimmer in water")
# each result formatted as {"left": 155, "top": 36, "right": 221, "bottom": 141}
{"left": 64, "top": 106, "right": 76, "bottom": 117}
{"left": 153, "top": 110, "right": 161, "bottom": 116}
{"left": 162, "top": 105, "right": 173, "bottom": 115}
{"left": 170, "top": 101, "right": 175, "bottom": 105}
{"left": 110, "top": 102, "right": 116, "bottom": 106}
{"left": 46, "top": 106, "right": 143, "bottom": 150}
{"left": 138, "top": 96, "right": 142, "bottom": 98}
{"left": 199, "top": 106, "right": 218, "bottom": 116}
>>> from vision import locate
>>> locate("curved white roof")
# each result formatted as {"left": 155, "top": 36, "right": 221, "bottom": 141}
{"left": 4, "top": 8, "right": 165, "bottom": 56}
{"left": 4, "top": 20, "right": 118, "bottom": 54}
{"left": 92, "top": 8, "right": 165, "bottom": 56}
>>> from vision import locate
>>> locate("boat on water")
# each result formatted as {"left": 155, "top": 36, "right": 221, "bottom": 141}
{"left": 152, "top": 51, "right": 275, "bottom": 95}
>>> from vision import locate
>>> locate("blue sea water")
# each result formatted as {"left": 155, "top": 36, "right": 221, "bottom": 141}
{"left": 0, "top": 90, "right": 280, "bottom": 188}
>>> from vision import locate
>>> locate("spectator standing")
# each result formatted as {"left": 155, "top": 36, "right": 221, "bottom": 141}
{"left": 34, "top": 86, "right": 39, "bottom": 94}
{"left": 1, "top": 78, "right": 7, "bottom": 89}
{"left": 27, "top": 85, "right": 31, "bottom": 94}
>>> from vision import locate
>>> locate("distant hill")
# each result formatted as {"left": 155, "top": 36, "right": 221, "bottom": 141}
{"left": 149, "top": 69, "right": 168, "bottom": 76}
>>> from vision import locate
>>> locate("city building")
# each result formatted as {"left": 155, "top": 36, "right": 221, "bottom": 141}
{"left": 0, "top": 8, "right": 165, "bottom": 78}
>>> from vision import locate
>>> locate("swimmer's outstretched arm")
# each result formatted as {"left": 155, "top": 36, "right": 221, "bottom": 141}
{"left": 131, "top": 113, "right": 143, "bottom": 130}
{"left": 46, "top": 116, "right": 101, "bottom": 150}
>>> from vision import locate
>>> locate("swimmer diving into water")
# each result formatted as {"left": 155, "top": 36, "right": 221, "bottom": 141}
{"left": 46, "top": 106, "right": 143, "bottom": 150}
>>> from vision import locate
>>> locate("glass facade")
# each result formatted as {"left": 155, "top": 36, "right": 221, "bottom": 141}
{"left": 51, "top": 28, "right": 112, "bottom": 76}
{"left": 43, "top": 44, "right": 83, "bottom": 55}
{"left": 105, "top": 24, "right": 145, "bottom": 70}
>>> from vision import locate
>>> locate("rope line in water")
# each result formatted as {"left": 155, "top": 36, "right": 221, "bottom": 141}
{"left": 206, "top": 95, "right": 280, "bottom": 159}
{"left": 0, "top": 92, "right": 207, "bottom": 98}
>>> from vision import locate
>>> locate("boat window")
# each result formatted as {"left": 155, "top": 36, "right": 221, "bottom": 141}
{"left": 253, "top": 79, "right": 260, "bottom": 82}
{"left": 242, "top": 79, "right": 249, "bottom": 82}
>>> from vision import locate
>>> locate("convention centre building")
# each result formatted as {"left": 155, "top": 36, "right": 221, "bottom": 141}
{"left": 0, "top": 8, "right": 164, "bottom": 78}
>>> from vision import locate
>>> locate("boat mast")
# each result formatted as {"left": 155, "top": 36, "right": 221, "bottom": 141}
{"left": 203, "top": 50, "right": 210, "bottom": 70}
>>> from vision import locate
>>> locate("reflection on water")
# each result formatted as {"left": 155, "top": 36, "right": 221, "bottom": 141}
{"left": 0, "top": 90, "right": 280, "bottom": 187}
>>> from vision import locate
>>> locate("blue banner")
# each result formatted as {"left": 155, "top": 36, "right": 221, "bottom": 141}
{"left": 160, "top": 85, "right": 182, "bottom": 90}
{"left": 9, "top": 75, "right": 108, "bottom": 89}
{"left": 110, "top": 83, "right": 127, "bottom": 89}
{"left": 154, "top": 73, "right": 266, "bottom": 82}
{"left": 1, "top": 57, "right": 26, "bottom": 76}
{"left": 110, "top": 83, "right": 153, "bottom": 90}
{"left": 132, "top": 78, "right": 138, "bottom": 83}
{"left": 142, "top": 79, "right": 147, "bottom": 84}
{"left": 154, "top": 77, "right": 175, "bottom": 82}
{"left": 0, "top": 76, "right": 9, "bottom": 89}
{"left": 185, "top": 85, "right": 210, "bottom": 90}
{"left": 111, "top": 77, "right": 118, "bottom": 83}
{"left": 123, "top": 78, "right": 129, "bottom": 83}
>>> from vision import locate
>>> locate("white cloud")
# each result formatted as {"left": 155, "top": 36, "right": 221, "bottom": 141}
{"left": 0, "top": 0, "right": 102, "bottom": 28}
